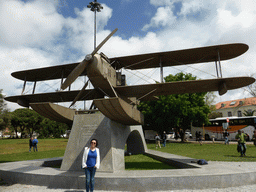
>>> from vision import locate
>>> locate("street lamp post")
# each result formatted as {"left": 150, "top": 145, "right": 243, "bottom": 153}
{"left": 87, "top": 0, "right": 103, "bottom": 49}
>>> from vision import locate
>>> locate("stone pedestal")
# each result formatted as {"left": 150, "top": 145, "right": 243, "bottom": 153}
{"left": 60, "top": 113, "right": 147, "bottom": 172}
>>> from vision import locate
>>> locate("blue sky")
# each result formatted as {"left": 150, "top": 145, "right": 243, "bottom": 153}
{"left": 57, "top": 0, "right": 156, "bottom": 38}
{"left": 1, "top": 0, "right": 256, "bottom": 110}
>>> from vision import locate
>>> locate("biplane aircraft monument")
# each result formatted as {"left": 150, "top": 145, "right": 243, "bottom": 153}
{"left": 4, "top": 28, "right": 255, "bottom": 172}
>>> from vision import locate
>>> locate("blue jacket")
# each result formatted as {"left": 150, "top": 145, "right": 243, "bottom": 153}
{"left": 33, "top": 139, "right": 38, "bottom": 145}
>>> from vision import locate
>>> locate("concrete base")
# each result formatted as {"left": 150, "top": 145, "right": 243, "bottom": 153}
{"left": 61, "top": 113, "right": 147, "bottom": 172}
{"left": 1, "top": 152, "right": 256, "bottom": 191}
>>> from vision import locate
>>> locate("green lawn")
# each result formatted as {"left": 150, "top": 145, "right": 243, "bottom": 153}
{"left": 1, "top": 138, "right": 256, "bottom": 169}
{"left": 0, "top": 138, "right": 175, "bottom": 170}
{"left": 147, "top": 142, "right": 256, "bottom": 162}
{"left": 0, "top": 138, "right": 67, "bottom": 163}
{"left": 125, "top": 154, "right": 176, "bottom": 170}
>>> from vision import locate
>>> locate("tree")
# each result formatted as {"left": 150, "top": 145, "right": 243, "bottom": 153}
{"left": 38, "top": 118, "right": 69, "bottom": 138}
{"left": 243, "top": 110, "right": 255, "bottom": 116}
{"left": 205, "top": 92, "right": 217, "bottom": 106}
{"left": 0, "top": 89, "right": 9, "bottom": 137}
{"left": 10, "top": 108, "right": 43, "bottom": 138}
{"left": 244, "top": 74, "right": 256, "bottom": 97}
{"left": 139, "top": 73, "right": 211, "bottom": 141}
{"left": 0, "top": 89, "right": 7, "bottom": 114}
{"left": 9, "top": 108, "right": 69, "bottom": 138}
{"left": 207, "top": 102, "right": 223, "bottom": 119}
{"left": 0, "top": 111, "right": 10, "bottom": 139}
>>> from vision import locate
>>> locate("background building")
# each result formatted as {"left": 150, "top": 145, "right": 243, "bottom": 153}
{"left": 215, "top": 97, "right": 256, "bottom": 117}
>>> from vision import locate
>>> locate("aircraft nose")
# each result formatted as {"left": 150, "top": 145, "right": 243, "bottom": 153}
{"left": 85, "top": 54, "right": 93, "bottom": 61}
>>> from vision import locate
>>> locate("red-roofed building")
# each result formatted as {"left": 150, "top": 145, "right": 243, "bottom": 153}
{"left": 215, "top": 97, "right": 256, "bottom": 117}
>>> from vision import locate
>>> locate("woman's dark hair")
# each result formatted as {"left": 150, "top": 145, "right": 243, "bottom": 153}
{"left": 91, "top": 139, "right": 98, "bottom": 147}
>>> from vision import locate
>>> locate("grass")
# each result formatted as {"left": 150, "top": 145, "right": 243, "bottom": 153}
{"left": 125, "top": 154, "right": 176, "bottom": 170}
{"left": 0, "top": 138, "right": 67, "bottom": 163}
{"left": 1, "top": 138, "right": 256, "bottom": 170}
{"left": 147, "top": 142, "right": 256, "bottom": 162}
{"left": 0, "top": 138, "right": 174, "bottom": 170}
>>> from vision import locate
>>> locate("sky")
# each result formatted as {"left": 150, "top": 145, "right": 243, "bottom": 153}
{"left": 1, "top": 0, "right": 256, "bottom": 111}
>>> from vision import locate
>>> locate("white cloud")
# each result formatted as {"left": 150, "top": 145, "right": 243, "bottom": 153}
{"left": 142, "top": 6, "right": 176, "bottom": 31}
{"left": 2, "top": 0, "right": 256, "bottom": 111}
{"left": 0, "top": 0, "right": 64, "bottom": 48}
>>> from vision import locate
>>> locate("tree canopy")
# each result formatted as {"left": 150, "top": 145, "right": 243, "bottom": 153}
{"left": 0, "top": 89, "right": 70, "bottom": 139}
{"left": 139, "top": 73, "right": 210, "bottom": 134}
{"left": 0, "top": 89, "right": 9, "bottom": 137}
{"left": 8, "top": 108, "right": 70, "bottom": 138}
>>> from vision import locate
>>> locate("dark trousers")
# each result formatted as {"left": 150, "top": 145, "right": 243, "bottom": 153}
{"left": 33, "top": 145, "right": 38, "bottom": 152}
{"left": 238, "top": 143, "right": 246, "bottom": 155}
{"left": 85, "top": 167, "right": 96, "bottom": 192}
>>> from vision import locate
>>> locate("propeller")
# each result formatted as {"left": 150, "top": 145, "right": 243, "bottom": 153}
{"left": 61, "top": 28, "right": 118, "bottom": 90}
{"left": 69, "top": 80, "right": 89, "bottom": 108}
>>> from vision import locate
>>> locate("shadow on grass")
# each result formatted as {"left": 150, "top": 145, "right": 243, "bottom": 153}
{"left": 224, "top": 155, "right": 256, "bottom": 159}
{"left": 0, "top": 161, "right": 12, "bottom": 163}
{"left": 125, "top": 162, "right": 176, "bottom": 170}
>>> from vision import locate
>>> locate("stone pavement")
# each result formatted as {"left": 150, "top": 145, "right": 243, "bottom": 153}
{"left": 1, "top": 150, "right": 256, "bottom": 191}
{"left": 1, "top": 183, "right": 256, "bottom": 192}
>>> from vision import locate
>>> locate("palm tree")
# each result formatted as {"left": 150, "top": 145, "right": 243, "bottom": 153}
{"left": 243, "top": 110, "right": 256, "bottom": 116}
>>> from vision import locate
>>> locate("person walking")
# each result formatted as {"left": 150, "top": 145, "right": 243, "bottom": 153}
{"left": 162, "top": 131, "right": 167, "bottom": 147}
{"left": 82, "top": 139, "right": 100, "bottom": 192}
{"left": 155, "top": 134, "right": 161, "bottom": 149}
{"left": 235, "top": 130, "right": 247, "bottom": 157}
{"left": 253, "top": 131, "right": 256, "bottom": 146}
{"left": 195, "top": 131, "right": 199, "bottom": 141}
{"left": 198, "top": 131, "right": 203, "bottom": 145}
{"left": 29, "top": 137, "right": 33, "bottom": 152}
{"left": 32, "top": 137, "right": 38, "bottom": 152}
{"left": 223, "top": 131, "right": 229, "bottom": 145}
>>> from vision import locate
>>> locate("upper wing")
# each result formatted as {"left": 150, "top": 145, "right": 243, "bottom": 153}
{"left": 110, "top": 43, "right": 248, "bottom": 70}
{"left": 114, "top": 76, "right": 255, "bottom": 100}
{"left": 10, "top": 43, "right": 248, "bottom": 81}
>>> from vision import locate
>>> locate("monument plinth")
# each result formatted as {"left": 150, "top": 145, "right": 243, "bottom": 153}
{"left": 60, "top": 113, "right": 147, "bottom": 172}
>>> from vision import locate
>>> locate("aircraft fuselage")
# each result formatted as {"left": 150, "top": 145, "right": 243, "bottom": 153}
{"left": 87, "top": 54, "right": 117, "bottom": 89}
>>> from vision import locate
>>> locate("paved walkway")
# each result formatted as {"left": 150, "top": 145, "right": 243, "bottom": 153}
{"left": 1, "top": 183, "right": 256, "bottom": 192}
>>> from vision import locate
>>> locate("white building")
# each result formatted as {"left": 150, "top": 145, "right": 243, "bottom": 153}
{"left": 215, "top": 97, "right": 256, "bottom": 117}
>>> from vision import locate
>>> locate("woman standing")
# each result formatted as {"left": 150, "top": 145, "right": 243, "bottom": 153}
{"left": 82, "top": 139, "right": 100, "bottom": 192}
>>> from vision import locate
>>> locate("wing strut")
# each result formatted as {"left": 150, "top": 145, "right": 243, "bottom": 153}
{"left": 160, "top": 57, "right": 163, "bottom": 83}
{"left": 138, "top": 88, "right": 157, "bottom": 101}
{"left": 107, "top": 78, "right": 118, "bottom": 98}
{"left": 32, "top": 81, "right": 37, "bottom": 94}
{"left": 215, "top": 49, "right": 223, "bottom": 78}
{"left": 21, "top": 76, "right": 27, "bottom": 95}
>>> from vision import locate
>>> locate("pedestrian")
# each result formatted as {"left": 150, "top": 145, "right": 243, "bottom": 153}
{"left": 155, "top": 134, "right": 161, "bottom": 149}
{"left": 82, "top": 139, "right": 100, "bottom": 192}
{"left": 162, "top": 131, "right": 167, "bottom": 147}
{"left": 180, "top": 129, "right": 184, "bottom": 142}
{"left": 195, "top": 131, "right": 199, "bottom": 141}
{"left": 223, "top": 131, "right": 229, "bottom": 145}
{"left": 29, "top": 137, "right": 33, "bottom": 152}
{"left": 32, "top": 137, "right": 38, "bottom": 152}
{"left": 235, "top": 130, "right": 247, "bottom": 157}
{"left": 198, "top": 131, "right": 203, "bottom": 145}
{"left": 253, "top": 131, "right": 256, "bottom": 146}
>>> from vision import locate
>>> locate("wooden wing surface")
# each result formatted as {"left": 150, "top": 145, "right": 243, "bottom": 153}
{"left": 115, "top": 76, "right": 255, "bottom": 101}
{"left": 5, "top": 77, "right": 255, "bottom": 106}
{"left": 10, "top": 43, "right": 248, "bottom": 82}
{"left": 12, "top": 62, "right": 82, "bottom": 81}
{"left": 5, "top": 89, "right": 104, "bottom": 107}
{"left": 110, "top": 43, "right": 248, "bottom": 70}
